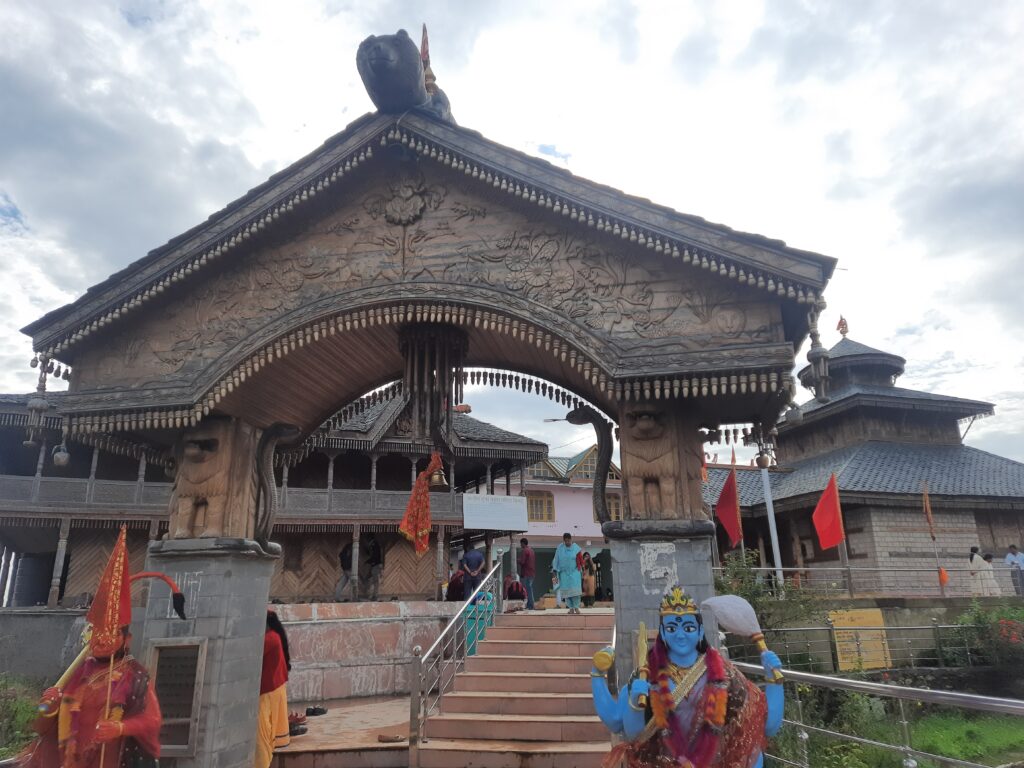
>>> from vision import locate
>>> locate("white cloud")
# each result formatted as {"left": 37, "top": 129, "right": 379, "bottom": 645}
{"left": 2, "top": 0, "right": 1022, "bottom": 462}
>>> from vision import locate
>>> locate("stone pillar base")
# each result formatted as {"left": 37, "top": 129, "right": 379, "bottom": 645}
{"left": 141, "top": 538, "right": 277, "bottom": 768}
{"left": 603, "top": 520, "right": 717, "bottom": 687}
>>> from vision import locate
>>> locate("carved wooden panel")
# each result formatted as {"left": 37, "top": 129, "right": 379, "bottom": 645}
{"left": 379, "top": 534, "right": 437, "bottom": 598}
{"left": 64, "top": 528, "right": 149, "bottom": 605}
{"left": 269, "top": 532, "right": 345, "bottom": 602}
{"left": 70, "top": 154, "right": 785, "bottom": 404}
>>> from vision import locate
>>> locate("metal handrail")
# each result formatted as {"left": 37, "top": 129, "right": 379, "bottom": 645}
{"left": 408, "top": 559, "right": 503, "bottom": 767}
{"left": 734, "top": 662, "right": 1024, "bottom": 716}
{"left": 734, "top": 661, "right": 1024, "bottom": 768}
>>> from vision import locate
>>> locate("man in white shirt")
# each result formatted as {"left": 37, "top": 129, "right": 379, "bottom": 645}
{"left": 1005, "top": 545, "right": 1024, "bottom": 596}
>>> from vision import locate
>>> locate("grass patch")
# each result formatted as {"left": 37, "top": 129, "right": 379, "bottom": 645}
{"left": 0, "top": 675, "right": 38, "bottom": 758}
{"left": 912, "top": 713, "right": 1024, "bottom": 765}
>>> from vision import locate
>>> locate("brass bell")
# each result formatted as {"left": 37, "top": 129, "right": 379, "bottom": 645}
{"left": 429, "top": 468, "right": 449, "bottom": 490}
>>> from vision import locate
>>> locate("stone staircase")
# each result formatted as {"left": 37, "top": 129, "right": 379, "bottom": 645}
{"left": 419, "top": 610, "right": 614, "bottom": 768}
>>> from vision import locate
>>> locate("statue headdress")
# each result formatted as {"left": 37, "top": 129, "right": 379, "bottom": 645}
{"left": 85, "top": 525, "right": 187, "bottom": 657}
{"left": 660, "top": 585, "right": 699, "bottom": 617}
{"left": 86, "top": 526, "right": 133, "bottom": 656}
{"left": 421, "top": 23, "right": 437, "bottom": 95}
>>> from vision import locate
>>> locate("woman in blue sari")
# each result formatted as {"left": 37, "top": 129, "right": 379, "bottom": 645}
{"left": 551, "top": 532, "right": 583, "bottom": 614}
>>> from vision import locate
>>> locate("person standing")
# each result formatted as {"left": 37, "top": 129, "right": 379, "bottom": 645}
{"left": 256, "top": 610, "right": 291, "bottom": 767}
{"left": 364, "top": 536, "right": 384, "bottom": 601}
{"left": 334, "top": 539, "right": 353, "bottom": 602}
{"left": 517, "top": 537, "right": 536, "bottom": 610}
{"left": 581, "top": 552, "right": 597, "bottom": 608}
{"left": 552, "top": 532, "right": 583, "bottom": 615}
{"left": 981, "top": 554, "right": 1002, "bottom": 597}
{"left": 969, "top": 546, "right": 985, "bottom": 597}
{"left": 1005, "top": 544, "right": 1024, "bottom": 596}
{"left": 463, "top": 545, "right": 486, "bottom": 599}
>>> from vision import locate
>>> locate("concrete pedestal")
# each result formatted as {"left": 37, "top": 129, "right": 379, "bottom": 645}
{"left": 141, "top": 538, "right": 277, "bottom": 768}
{"left": 603, "top": 520, "right": 717, "bottom": 688}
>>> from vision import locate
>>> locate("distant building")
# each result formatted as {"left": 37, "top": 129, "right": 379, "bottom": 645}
{"left": 705, "top": 335, "right": 1024, "bottom": 595}
{"left": 499, "top": 445, "right": 622, "bottom": 600}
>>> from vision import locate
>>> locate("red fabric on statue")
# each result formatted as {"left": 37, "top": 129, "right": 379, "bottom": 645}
{"left": 260, "top": 630, "right": 289, "bottom": 695}
{"left": 20, "top": 655, "right": 161, "bottom": 768}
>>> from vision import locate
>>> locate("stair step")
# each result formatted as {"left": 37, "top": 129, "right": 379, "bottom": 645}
{"left": 476, "top": 640, "right": 607, "bottom": 657}
{"left": 465, "top": 655, "right": 593, "bottom": 674}
{"left": 495, "top": 613, "right": 614, "bottom": 630}
{"left": 486, "top": 627, "right": 610, "bottom": 642}
{"left": 417, "top": 739, "right": 610, "bottom": 768}
{"left": 454, "top": 672, "right": 591, "bottom": 694}
{"left": 425, "top": 713, "right": 606, "bottom": 742}
{"left": 440, "top": 692, "right": 595, "bottom": 716}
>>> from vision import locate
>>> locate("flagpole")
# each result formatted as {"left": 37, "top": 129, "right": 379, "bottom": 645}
{"left": 923, "top": 482, "right": 946, "bottom": 598}
{"left": 757, "top": 454, "right": 785, "bottom": 593}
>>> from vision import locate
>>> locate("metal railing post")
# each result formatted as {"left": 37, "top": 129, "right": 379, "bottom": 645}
{"left": 932, "top": 618, "right": 945, "bottom": 668}
{"left": 825, "top": 618, "right": 840, "bottom": 673}
{"left": 408, "top": 646, "right": 423, "bottom": 767}
{"left": 896, "top": 698, "right": 917, "bottom": 768}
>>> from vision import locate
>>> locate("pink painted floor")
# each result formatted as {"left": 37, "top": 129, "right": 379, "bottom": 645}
{"left": 275, "top": 695, "right": 410, "bottom": 756}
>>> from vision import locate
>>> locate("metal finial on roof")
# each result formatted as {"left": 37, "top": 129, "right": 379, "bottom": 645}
{"left": 837, "top": 315, "right": 849, "bottom": 337}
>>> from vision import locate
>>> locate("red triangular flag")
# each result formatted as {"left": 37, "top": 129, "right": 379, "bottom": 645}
{"left": 812, "top": 473, "right": 845, "bottom": 550}
{"left": 715, "top": 469, "right": 743, "bottom": 548}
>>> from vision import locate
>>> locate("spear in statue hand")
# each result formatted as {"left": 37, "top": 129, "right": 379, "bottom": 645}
{"left": 701, "top": 595, "right": 783, "bottom": 682}
{"left": 635, "top": 621, "right": 650, "bottom": 708}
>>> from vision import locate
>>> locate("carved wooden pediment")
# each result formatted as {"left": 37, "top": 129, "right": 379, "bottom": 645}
{"left": 23, "top": 113, "right": 836, "bottom": 433}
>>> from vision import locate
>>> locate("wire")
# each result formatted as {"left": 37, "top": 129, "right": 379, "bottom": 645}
{"left": 549, "top": 433, "right": 594, "bottom": 452}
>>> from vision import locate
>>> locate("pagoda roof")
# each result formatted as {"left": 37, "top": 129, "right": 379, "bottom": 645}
{"left": 23, "top": 110, "right": 836, "bottom": 361}
{"left": 704, "top": 440, "right": 1024, "bottom": 511}
{"left": 782, "top": 382, "right": 993, "bottom": 430}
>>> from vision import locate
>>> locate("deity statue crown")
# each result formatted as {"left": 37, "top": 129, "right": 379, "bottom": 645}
{"left": 660, "top": 585, "right": 699, "bottom": 617}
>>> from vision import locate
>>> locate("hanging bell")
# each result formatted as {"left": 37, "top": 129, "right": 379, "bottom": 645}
{"left": 429, "top": 468, "right": 449, "bottom": 490}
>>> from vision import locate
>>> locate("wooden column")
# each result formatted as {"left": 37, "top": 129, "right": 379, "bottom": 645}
{"left": 505, "top": 469, "right": 511, "bottom": 496}
{"left": 86, "top": 446, "right": 99, "bottom": 504}
{"left": 519, "top": 461, "right": 527, "bottom": 495}
{"left": 435, "top": 525, "right": 446, "bottom": 596}
{"left": 350, "top": 523, "right": 361, "bottom": 601}
{"left": 134, "top": 455, "right": 147, "bottom": 503}
{"left": 510, "top": 535, "right": 518, "bottom": 578}
{"left": 326, "top": 453, "right": 336, "bottom": 513}
{"left": 486, "top": 463, "right": 493, "bottom": 494}
{"left": 281, "top": 464, "right": 289, "bottom": 511}
{"left": 484, "top": 532, "right": 493, "bottom": 572}
{"left": 47, "top": 518, "right": 71, "bottom": 608}
{"left": 410, "top": 457, "right": 418, "bottom": 488}
{"left": 8, "top": 554, "right": 21, "bottom": 607}
{"left": 30, "top": 440, "right": 46, "bottom": 502}
{"left": 0, "top": 547, "right": 11, "bottom": 607}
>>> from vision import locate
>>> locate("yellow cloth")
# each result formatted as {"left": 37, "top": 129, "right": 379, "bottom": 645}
{"left": 255, "top": 684, "right": 290, "bottom": 768}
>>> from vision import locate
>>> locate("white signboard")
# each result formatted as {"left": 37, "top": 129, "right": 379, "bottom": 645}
{"left": 462, "top": 494, "right": 528, "bottom": 531}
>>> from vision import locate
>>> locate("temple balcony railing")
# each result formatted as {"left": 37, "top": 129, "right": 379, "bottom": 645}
{"left": 0, "top": 474, "right": 462, "bottom": 524}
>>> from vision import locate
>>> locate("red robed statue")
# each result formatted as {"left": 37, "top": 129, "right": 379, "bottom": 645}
{"left": 19, "top": 526, "right": 186, "bottom": 768}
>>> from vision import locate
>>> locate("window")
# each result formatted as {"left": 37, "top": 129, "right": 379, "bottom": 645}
{"left": 574, "top": 453, "right": 597, "bottom": 480}
{"left": 527, "top": 491, "right": 555, "bottom": 522}
{"left": 597, "top": 494, "right": 623, "bottom": 522}
{"left": 529, "top": 463, "right": 558, "bottom": 480}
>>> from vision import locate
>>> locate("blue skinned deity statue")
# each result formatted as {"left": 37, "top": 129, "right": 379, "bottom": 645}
{"left": 591, "top": 586, "right": 784, "bottom": 768}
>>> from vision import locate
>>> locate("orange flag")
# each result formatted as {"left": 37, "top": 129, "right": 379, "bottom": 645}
{"left": 715, "top": 468, "right": 743, "bottom": 548}
{"left": 812, "top": 473, "right": 845, "bottom": 550}
{"left": 938, "top": 567, "right": 950, "bottom": 587}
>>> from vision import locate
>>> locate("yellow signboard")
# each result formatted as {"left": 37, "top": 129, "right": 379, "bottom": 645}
{"left": 828, "top": 608, "right": 892, "bottom": 671}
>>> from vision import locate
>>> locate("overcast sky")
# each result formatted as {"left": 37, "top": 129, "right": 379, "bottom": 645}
{"left": 1, "top": 1, "right": 1022, "bottom": 464}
